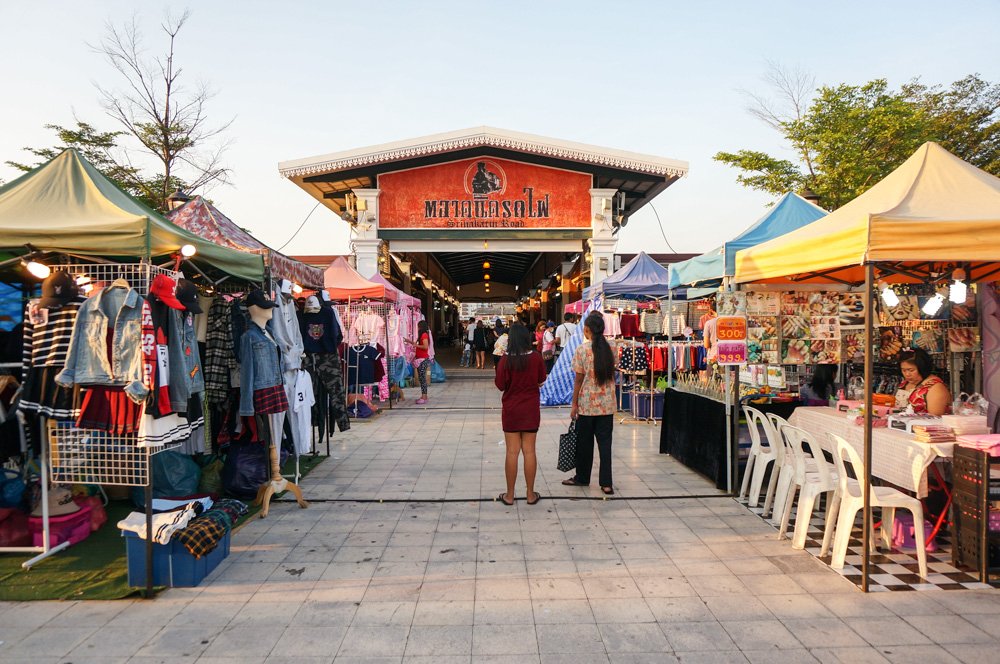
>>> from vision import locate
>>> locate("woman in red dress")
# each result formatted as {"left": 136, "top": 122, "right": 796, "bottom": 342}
{"left": 494, "top": 323, "right": 547, "bottom": 506}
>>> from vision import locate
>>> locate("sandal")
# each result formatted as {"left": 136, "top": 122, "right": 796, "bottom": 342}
{"left": 526, "top": 492, "right": 542, "bottom": 505}
{"left": 601, "top": 486, "right": 615, "bottom": 495}
{"left": 497, "top": 492, "right": 515, "bottom": 506}
{"left": 561, "top": 478, "right": 589, "bottom": 486}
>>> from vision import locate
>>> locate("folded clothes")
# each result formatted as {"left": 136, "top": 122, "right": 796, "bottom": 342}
{"left": 152, "top": 496, "right": 214, "bottom": 513}
{"left": 170, "top": 499, "right": 248, "bottom": 559}
{"left": 118, "top": 503, "right": 197, "bottom": 544}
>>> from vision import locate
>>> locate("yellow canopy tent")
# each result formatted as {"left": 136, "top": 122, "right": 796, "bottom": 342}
{"left": 0, "top": 149, "right": 264, "bottom": 282}
{"left": 734, "top": 142, "right": 1000, "bottom": 285}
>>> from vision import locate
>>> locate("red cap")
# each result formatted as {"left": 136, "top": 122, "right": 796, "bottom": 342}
{"left": 150, "top": 274, "right": 185, "bottom": 310}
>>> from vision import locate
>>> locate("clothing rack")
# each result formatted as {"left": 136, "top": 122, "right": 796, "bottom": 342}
{"left": 335, "top": 298, "right": 394, "bottom": 416}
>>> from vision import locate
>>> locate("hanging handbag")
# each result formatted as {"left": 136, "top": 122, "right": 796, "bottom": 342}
{"left": 557, "top": 421, "right": 577, "bottom": 472}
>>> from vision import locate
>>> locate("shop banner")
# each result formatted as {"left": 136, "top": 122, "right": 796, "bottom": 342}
{"left": 378, "top": 157, "right": 591, "bottom": 230}
{"left": 716, "top": 315, "right": 747, "bottom": 365}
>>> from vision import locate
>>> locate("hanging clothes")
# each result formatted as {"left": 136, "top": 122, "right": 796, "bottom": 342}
{"left": 20, "top": 299, "right": 82, "bottom": 420}
{"left": 602, "top": 311, "right": 621, "bottom": 337}
{"left": 640, "top": 310, "right": 663, "bottom": 335}
{"left": 345, "top": 344, "right": 382, "bottom": 387}
{"left": 620, "top": 311, "right": 641, "bottom": 338}
{"left": 349, "top": 310, "right": 385, "bottom": 346}
{"left": 307, "top": 353, "right": 351, "bottom": 433}
{"left": 204, "top": 297, "right": 238, "bottom": 405}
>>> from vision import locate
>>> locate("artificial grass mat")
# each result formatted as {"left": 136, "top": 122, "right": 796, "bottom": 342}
{"left": 0, "top": 453, "right": 328, "bottom": 601}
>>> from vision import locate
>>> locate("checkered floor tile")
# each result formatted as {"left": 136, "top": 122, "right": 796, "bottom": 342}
{"left": 739, "top": 498, "right": 995, "bottom": 592}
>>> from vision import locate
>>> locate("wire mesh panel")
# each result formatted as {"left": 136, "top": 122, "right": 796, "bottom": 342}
{"left": 58, "top": 261, "right": 176, "bottom": 298}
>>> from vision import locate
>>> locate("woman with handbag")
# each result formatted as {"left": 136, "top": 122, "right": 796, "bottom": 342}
{"left": 541, "top": 322, "right": 557, "bottom": 373}
{"left": 562, "top": 312, "right": 617, "bottom": 494}
{"left": 494, "top": 323, "right": 547, "bottom": 506}
{"left": 406, "top": 320, "right": 432, "bottom": 405}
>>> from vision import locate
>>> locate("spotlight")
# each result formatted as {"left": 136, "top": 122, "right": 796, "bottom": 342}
{"left": 878, "top": 281, "right": 899, "bottom": 307}
{"left": 24, "top": 259, "right": 50, "bottom": 279}
{"left": 922, "top": 291, "right": 945, "bottom": 316}
{"left": 180, "top": 244, "right": 197, "bottom": 258}
{"left": 291, "top": 283, "right": 303, "bottom": 294}
{"left": 949, "top": 268, "right": 967, "bottom": 304}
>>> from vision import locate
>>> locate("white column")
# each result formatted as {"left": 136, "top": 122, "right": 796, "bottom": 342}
{"left": 352, "top": 188, "right": 382, "bottom": 278}
{"left": 589, "top": 188, "right": 619, "bottom": 286}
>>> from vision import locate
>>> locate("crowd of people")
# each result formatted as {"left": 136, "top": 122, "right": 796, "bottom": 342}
{"left": 459, "top": 313, "right": 580, "bottom": 373}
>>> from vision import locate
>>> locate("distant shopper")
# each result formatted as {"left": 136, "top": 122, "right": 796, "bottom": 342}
{"left": 554, "top": 313, "right": 578, "bottom": 360}
{"left": 492, "top": 320, "right": 508, "bottom": 368}
{"left": 542, "top": 322, "right": 557, "bottom": 373}
{"left": 473, "top": 320, "right": 489, "bottom": 369}
{"left": 563, "top": 312, "right": 617, "bottom": 494}
{"left": 534, "top": 321, "right": 547, "bottom": 353}
{"left": 494, "top": 323, "right": 547, "bottom": 506}
{"left": 406, "top": 320, "right": 432, "bottom": 404}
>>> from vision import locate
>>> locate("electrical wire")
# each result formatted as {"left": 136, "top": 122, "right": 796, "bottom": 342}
{"left": 276, "top": 201, "right": 322, "bottom": 251}
{"left": 648, "top": 202, "right": 679, "bottom": 254}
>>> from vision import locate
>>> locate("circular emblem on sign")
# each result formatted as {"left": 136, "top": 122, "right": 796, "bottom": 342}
{"left": 464, "top": 160, "right": 506, "bottom": 198}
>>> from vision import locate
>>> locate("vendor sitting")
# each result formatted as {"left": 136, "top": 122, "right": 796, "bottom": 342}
{"left": 899, "top": 348, "right": 952, "bottom": 415}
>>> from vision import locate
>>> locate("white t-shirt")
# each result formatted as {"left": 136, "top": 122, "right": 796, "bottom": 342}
{"left": 555, "top": 322, "right": 577, "bottom": 349}
{"left": 291, "top": 369, "right": 316, "bottom": 455}
{"left": 466, "top": 323, "right": 476, "bottom": 341}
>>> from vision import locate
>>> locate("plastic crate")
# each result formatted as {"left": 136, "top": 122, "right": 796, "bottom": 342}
{"left": 615, "top": 386, "right": 632, "bottom": 412}
{"left": 123, "top": 529, "right": 230, "bottom": 588}
{"left": 631, "top": 392, "right": 665, "bottom": 420}
{"left": 29, "top": 504, "right": 93, "bottom": 548}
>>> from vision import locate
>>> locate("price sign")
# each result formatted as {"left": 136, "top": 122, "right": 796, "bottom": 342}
{"left": 716, "top": 316, "right": 747, "bottom": 341}
{"left": 717, "top": 341, "right": 748, "bottom": 365}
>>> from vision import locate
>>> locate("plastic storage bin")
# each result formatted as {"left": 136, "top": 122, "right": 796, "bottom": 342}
{"left": 631, "top": 392, "right": 665, "bottom": 420}
{"left": 28, "top": 504, "right": 93, "bottom": 548}
{"left": 615, "top": 386, "right": 632, "bottom": 412}
{"left": 123, "top": 529, "right": 230, "bottom": 587}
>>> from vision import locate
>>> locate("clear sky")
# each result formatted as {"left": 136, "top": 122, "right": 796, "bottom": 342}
{"left": 1, "top": 1, "right": 997, "bottom": 259}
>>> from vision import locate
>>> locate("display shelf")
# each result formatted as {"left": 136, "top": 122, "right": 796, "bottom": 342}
{"left": 951, "top": 445, "right": 1000, "bottom": 584}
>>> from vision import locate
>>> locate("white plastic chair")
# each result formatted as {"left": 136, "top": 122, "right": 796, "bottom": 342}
{"left": 739, "top": 406, "right": 783, "bottom": 513}
{"left": 775, "top": 425, "right": 839, "bottom": 551}
{"left": 768, "top": 413, "right": 804, "bottom": 524}
{"left": 827, "top": 433, "right": 927, "bottom": 578}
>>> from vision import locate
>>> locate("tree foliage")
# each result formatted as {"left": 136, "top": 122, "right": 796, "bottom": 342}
{"left": 715, "top": 67, "right": 1000, "bottom": 210}
{"left": 6, "top": 10, "right": 231, "bottom": 212}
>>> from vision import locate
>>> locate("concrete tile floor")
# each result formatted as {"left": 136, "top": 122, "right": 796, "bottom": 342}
{"left": 2, "top": 375, "right": 999, "bottom": 662}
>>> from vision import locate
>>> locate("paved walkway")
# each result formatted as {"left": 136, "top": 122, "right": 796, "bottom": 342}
{"left": 2, "top": 376, "right": 999, "bottom": 663}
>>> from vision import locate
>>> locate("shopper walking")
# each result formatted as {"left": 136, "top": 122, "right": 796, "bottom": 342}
{"left": 473, "top": 320, "right": 489, "bottom": 369}
{"left": 534, "top": 321, "right": 547, "bottom": 353}
{"left": 562, "top": 312, "right": 617, "bottom": 494}
{"left": 554, "top": 313, "right": 577, "bottom": 362}
{"left": 406, "top": 320, "right": 432, "bottom": 404}
{"left": 494, "top": 323, "right": 547, "bottom": 505}
{"left": 492, "top": 320, "right": 508, "bottom": 368}
{"left": 542, "top": 321, "right": 557, "bottom": 373}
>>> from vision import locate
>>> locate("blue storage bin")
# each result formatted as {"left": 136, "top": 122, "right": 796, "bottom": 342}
{"left": 123, "top": 529, "right": 230, "bottom": 587}
{"left": 615, "top": 386, "right": 632, "bottom": 412}
{"left": 631, "top": 392, "right": 664, "bottom": 420}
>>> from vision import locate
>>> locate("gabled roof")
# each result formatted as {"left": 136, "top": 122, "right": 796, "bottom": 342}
{"left": 167, "top": 196, "right": 323, "bottom": 287}
{"left": 0, "top": 149, "right": 264, "bottom": 282}
{"left": 593, "top": 251, "right": 671, "bottom": 298}
{"left": 735, "top": 143, "right": 1000, "bottom": 284}
{"left": 279, "top": 126, "right": 688, "bottom": 179}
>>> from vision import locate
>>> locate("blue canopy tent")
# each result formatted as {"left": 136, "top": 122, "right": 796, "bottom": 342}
{"left": 669, "top": 192, "right": 827, "bottom": 290}
{"left": 590, "top": 251, "right": 671, "bottom": 298}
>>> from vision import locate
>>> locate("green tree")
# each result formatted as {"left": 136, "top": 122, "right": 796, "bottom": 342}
{"left": 715, "top": 66, "right": 1000, "bottom": 210}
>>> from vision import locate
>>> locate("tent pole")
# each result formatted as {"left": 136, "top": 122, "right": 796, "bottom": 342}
{"left": 862, "top": 262, "right": 874, "bottom": 593}
{"left": 667, "top": 279, "right": 674, "bottom": 388}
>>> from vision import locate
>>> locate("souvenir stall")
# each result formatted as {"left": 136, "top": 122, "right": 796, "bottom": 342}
{"left": 0, "top": 148, "right": 267, "bottom": 597}
{"left": 734, "top": 142, "right": 1000, "bottom": 591}
{"left": 323, "top": 257, "right": 396, "bottom": 416}
{"left": 662, "top": 193, "right": 827, "bottom": 490}
{"left": 166, "top": 197, "right": 326, "bottom": 469}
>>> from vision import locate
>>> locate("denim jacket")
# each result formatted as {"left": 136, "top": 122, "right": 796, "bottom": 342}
{"left": 168, "top": 309, "right": 205, "bottom": 411}
{"left": 56, "top": 284, "right": 148, "bottom": 402}
{"left": 238, "top": 322, "right": 283, "bottom": 416}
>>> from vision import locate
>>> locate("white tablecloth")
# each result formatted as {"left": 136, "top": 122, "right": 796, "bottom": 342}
{"left": 787, "top": 407, "right": 954, "bottom": 497}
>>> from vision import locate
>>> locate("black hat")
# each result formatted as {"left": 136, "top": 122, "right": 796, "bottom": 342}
{"left": 175, "top": 279, "right": 203, "bottom": 314}
{"left": 246, "top": 289, "right": 277, "bottom": 309}
{"left": 38, "top": 271, "right": 79, "bottom": 309}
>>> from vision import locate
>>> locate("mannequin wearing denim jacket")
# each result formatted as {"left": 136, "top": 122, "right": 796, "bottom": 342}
{"left": 56, "top": 281, "right": 148, "bottom": 402}
{"left": 238, "top": 321, "right": 283, "bottom": 417}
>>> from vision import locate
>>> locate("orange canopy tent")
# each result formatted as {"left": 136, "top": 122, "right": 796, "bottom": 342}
{"left": 323, "top": 256, "right": 386, "bottom": 300}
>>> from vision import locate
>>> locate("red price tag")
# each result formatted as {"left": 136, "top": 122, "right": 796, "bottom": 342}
{"left": 716, "top": 316, "right": 747, "bottom": 341}
{"left": 717, "top": 341, "right": 747, "bottom": 365}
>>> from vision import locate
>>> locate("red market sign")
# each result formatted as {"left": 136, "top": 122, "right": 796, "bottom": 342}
{"left": 378, "top": 157, "right": 592, "bottom": 230}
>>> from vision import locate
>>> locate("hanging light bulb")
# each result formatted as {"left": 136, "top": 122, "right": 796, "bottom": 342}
{"left": 922, "top": 290, "right": 945, "bottom": 316}
{"left": 180, "top": 244, "right": 197, "bottom": 258}
{"left": 483, "top": 240, "right": 489, "bottom": 250}
{"left": 24, "top": 259, "right": 50, "bottom": 279}
{"left": 291, "top": 283, "right": 303, "bottom": 294}
{"left": 483, "top": 260, "right": 490, "bottom": 269}
{"left": 878, "top": 280, "right": 899, "bottom": 307}
{"left": 949, "top": 268, "right": 967, "bottom": 304}
{"left": 484, "top": 274, "right": 490, "bottom": 281}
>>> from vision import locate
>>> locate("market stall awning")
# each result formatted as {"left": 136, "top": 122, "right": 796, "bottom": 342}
{"left": 0, "top": 149, "right": 264, "bottom": 282}
{"left": 734, "top": 143, "right": 1000, "bottom": 284}
{"left": 670, "top": 193, "right": 827, "bottom": 288}
{"left": 167, "top": 196, "right": 323, "bottom": 287}
{"left": 367, "top": 273, "right": 420, "bottom": 308}
{"left": 591, "top": 251, "right": 671, "bottom": 298}
{"left": 324, "top": 256, "right": 386, "bottom": 300}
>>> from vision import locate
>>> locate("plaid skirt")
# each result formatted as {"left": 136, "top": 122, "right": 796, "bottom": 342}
{"left": 252, "top": 384, "right": 288, "bottom": 415}
{"left": 77, "top": 386, "right": 143, "bottom": 434}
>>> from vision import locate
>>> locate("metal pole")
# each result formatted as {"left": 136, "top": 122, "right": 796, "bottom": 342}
{"left": 667, "top": 283, "right": 674, "bottom": 388}
{"left": 724, "top": 366, "right": 733, "bottom": 494}
{"left": 862, "top": 262, "right": 874, "bottom": 592}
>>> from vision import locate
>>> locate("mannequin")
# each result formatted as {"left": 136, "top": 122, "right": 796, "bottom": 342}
{"left": 241, "top": 294, "right": 308, "bottom": 517}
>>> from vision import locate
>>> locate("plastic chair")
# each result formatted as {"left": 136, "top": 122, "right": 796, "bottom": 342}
{"left": 775, "top": 425, "right": 839, "bottom": 550}
{"left": 768, "top": 413, "right": 803, "bottom": 524}
{"left": 827, "top": 433, "right": 927, "bottom": 578}
{"left": 739, "top": 406, "right": 783, "bottom": 512}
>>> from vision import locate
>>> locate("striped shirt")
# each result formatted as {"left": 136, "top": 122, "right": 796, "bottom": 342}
{"left": 22, "top": 300, "right": 82, "bottom": 372}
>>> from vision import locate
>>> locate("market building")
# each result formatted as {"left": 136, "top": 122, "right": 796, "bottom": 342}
{"left": 279, "top": 127, "right": 688, "bottom": 329}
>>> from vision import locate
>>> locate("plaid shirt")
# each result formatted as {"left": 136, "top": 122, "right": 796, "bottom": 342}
{"left": 204, "top": 297, "right": 237, "bottom": 404}
{"left": 172, "top": 510, "right": 231, "bottom": 559}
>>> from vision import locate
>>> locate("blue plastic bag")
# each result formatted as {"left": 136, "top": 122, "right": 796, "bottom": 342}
{"left": 430, "top": 361, "right": 446, "bottom": 383}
